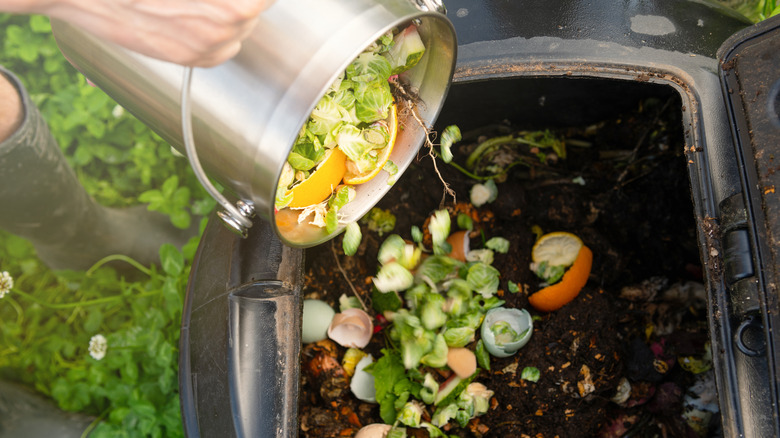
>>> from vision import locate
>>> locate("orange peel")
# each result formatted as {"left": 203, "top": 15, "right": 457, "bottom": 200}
{"left": 528, "top": 245, "right": 593, "bottom": 312}
{"left": 286, "top": 148, "right": 347, "bottom": 209}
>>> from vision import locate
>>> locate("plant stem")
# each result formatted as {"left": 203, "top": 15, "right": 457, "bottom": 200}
{"left": 331, "top": 240, "right": 367, "bottom": 311}
{"left": 86, "top": 254, "right": 152, "bottom": 277}
{"left": 81, "top": 410, "right": 108, "bottom": 438}
{"left": 5, "top": 295, "right": 25, "bottom": 326}
{"left": 12, "top": 287, "right": 160, "bottom": 309}
{"left": 464, "top": 135, "right": 516, "bottom": 169}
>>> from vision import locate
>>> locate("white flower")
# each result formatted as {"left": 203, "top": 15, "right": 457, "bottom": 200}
{"left": 111, "top": 105, "right": 125, "bottom": 118}
{"left": 88, "top": 334, "right": 108, "bottom": 360}
{"left": 0, "top": 271, "right": 13, "bottom": 298}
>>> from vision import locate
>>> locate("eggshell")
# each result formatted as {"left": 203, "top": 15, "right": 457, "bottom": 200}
{"left": 301, "top": 299, "right": 335, "bottom": 344}
{"left": 446, "top": 230, "right": 470, "bottom": 262}
{"left": 354, "top": 423, "right": 392, "bottom": 438}
{"left": 327, "top": 308, "right": 374, "bottom": 348}
{"left": 480, "top": 307, "right": 533, "bottom": 357}
{"left": 350, "top": 355, "right": 377, "bottom": 403}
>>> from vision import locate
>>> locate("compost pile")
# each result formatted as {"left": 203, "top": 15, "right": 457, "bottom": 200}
{"left": 299, "top": 96, "right": 718, "bottom": 438}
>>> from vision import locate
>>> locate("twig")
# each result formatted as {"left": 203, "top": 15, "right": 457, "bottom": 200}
{"left": 331, "top": 240, "right": 367, "bottom": 311}
{"left": 404, "top": 99, "right": 457, "bottom": 207}
{"left": 392, "top": 78, "right": 456, "bottom": 208}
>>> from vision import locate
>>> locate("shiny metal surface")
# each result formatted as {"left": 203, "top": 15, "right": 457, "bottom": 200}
{"left": 51, "top": 0, "right": 456, "bottom": 247}
{"left": 228, "top": 283, "right": 300, "bottom": 438}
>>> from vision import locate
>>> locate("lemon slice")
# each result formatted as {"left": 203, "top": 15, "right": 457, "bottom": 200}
{"left": 286, "top": 148, "right": 347, "bottom": 209}
{"left": 342, "top": 103, "right": 398, "bottom": 185}
{"left": 531, "top": 231, "right": 583, "bottom": 268}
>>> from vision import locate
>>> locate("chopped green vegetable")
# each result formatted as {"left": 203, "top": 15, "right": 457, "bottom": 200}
{"left": 507, "top": 280, "right": 520, "bottom": 294}
{"left": 338, "top": 293, "right": 362, "bottom": 311}
{"left": 347, "top": 51, "right": 393, "bottom": 84}
{"left": 420, "top": 373, "right": 440, "bottom": 405}
{"left": 491, "top": 320, "right": 522, "bottom": 345}
{"left": 475, "top": 339, "right": 490, "bottom": 371}
{"left": 411, "top": 225, "right": 423, "bottom": 243}
{"left": 383, "top": 159, "right": 399, "bottom": 185}
{"left": 373, "top": 261, "right": 414, "bottom": 293}
{"left": 532, "top": 260, "right": 566, "bottom": 284}
{"left": 420, "top": 293, "right": 448, "bottom": 330}
{"left": 354, "top": 80, "right": 394, "bottom": 123}
{"left": 457, "top": 213, "right": 473, "bottom": 231}
{"left": 385, "top": 25, "right": 426, "bottom": 75}
{"left": 387, "top": 427, "right": 408, "bottom": 438}
{"left": 485, "top": 236, "right": 510, "bottom": 253}
{"left": 443, "top": 326, "right": 475, "bottom": 348}
{"left": 397, "top": 401, "right": 423, "bottom": 427}
{"left": 342, "top": 222, "right": 362, "bottom": 256}
{"left": 466, "top": 248, "right": 494, "bottom": 265}
{"left": 431, "top": 402, "right": 458, "bottom": 427}
{"left": 466, "top": 263, "right": 500, "bottom": 298}
{"left": 415, "top": 255, "right": 462, "bottom": 286}
{"left": 420, "top": 333, "right": 448, "bottom": 368}
{"left": 377, "top": 234, "right": 420, "bottom": 270}
{"left": 439, "top": 125, "right": 462, "bottom": 163}
{"left": 429, "top": 209, "right": 452, "bottom": 255}
{"left": 470, "top": 179, "right": 498, "bottom": 207}
{"left": 521, "top": 366, "right": 541, "bottom": 382}
{"left": 372, "top": 287, "right": 403, "bottom": 313}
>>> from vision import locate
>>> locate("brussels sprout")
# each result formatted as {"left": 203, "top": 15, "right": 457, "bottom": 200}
{"left": 470, "top": 179, "right": 498, "bottom": 207}
{"left": 373, "top": 261, "right": 414, "bottom": 293}
{"left": 377, "top": 234, "right": 421, "bottom": 270}
{"left": 466, "top": 263, "right": 500, "bottom": 298}
{"left": 397, "top": 401, "right": 423, "bottom": 427}
{"left": 420, "top": 293, "right": 447, "bottom": 330}
{"left": 385, "top": 25, "right": 426, "bottom": 75}
{"left": 429, "top": 210, "right": 452, "bottom": 255}
{"left": 347, "top": 52, "right": 393, "bottom": 83}
{"left": 421, "top": 334, "right": 448, "bottom": 368}
{"left": 419, "top": 373, "right": 440, "bottom": 405}
{"left": 443, "top": 326, "right": 475, "bottom": 348}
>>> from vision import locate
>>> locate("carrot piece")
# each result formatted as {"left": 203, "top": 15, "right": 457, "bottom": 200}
{"left": 528, "top": 245, "right": 593, "bottom": 312}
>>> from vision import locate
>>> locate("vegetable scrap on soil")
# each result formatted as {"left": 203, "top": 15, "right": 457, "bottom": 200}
{"left": 300, "top": 95, "right": 717, "bottom": 437}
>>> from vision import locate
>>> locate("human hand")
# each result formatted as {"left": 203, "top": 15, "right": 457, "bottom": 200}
{"left": 2, "top": 0, "right": 275, "bottom": 67}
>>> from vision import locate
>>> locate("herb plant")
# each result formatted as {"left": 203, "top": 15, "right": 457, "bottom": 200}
{"left": 1, "top": 13, "right": 212, "bottom": 437}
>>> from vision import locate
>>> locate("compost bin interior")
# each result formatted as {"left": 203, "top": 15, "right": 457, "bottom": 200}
{"left": 299, "top": 76, "right": 718, "bottom": 438}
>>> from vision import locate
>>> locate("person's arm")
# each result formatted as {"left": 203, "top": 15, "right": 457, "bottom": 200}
{"left": 0, "top": 72, "right": 23, "bottom": 143}
{"left": 0, "top": 0, "right": 275, "bottom": 67}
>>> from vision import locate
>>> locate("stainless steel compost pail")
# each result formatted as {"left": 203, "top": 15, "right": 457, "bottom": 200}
{"left": 50, "top": 0, "right": 456, "bottom": 246}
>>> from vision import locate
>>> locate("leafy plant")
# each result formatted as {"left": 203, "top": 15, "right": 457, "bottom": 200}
{"left": 1, "top": 14, "right": 211, "bottom": 221}
{"left": 0, "top": 231, "right": 203, "bottom": 437}
{"left": 717, "top": 0, "right": 779, "bottom": 21}
{"left": 1, "top": 13, "right": 214, "bottom": 437}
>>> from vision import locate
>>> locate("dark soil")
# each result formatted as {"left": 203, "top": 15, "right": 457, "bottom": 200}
{"left": 299, "top": 96, "right": 715, "bottom": 438}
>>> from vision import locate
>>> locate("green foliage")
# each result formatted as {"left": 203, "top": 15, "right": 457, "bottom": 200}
{"left": 1, "top": 13, "right": 215, "bottom": 437}
{"left": 0, "top": 14, "right": 210, "bottom": 221}
{"left": 0, "top": 234, "right": 202, "bottom": 437}
{"left": 717, "top": 0, "right": 779, "bottom": 21}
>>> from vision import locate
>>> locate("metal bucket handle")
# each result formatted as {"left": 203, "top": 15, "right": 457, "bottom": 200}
{"left": 181, "top": 67, "right": 255, "bottom": 238}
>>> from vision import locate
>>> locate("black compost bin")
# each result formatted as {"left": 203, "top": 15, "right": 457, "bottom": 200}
{"left": 180, "top": 1, "right": 780, "bottom": 437}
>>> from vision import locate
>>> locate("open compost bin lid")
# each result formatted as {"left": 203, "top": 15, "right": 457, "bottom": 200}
{"left": 716, "top": 12, "right": 780, "bottom": 437}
